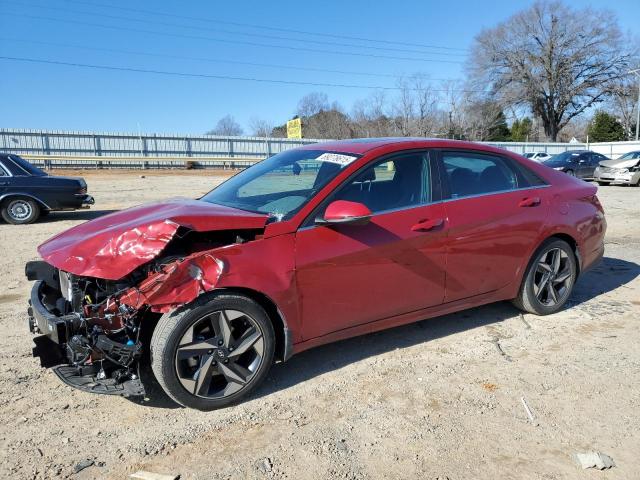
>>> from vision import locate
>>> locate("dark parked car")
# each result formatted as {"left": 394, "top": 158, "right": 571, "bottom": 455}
{"left": 0, "top": 154, "right": 94, "bottom": 224}
{"left": 542, "top": 150, "right": 609, "bottom": 180}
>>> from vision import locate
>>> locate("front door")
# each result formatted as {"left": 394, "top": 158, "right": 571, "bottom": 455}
{"left": 295, "top": 151, "right": 448, "bottom": 340}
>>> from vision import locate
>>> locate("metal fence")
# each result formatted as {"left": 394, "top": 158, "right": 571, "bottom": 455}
{"left": 0, "top": 129, "right": 319, "bottom": 159}
{"left": 2, "top": 129, "right": 639, "bottom": 170}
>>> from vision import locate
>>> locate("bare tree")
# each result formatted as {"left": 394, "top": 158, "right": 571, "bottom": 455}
{"left": 391, "top": 75, "right": 440, "bottom": 137}
{"left": 606, "top": 76, "right": 639, "bottom": 139}
{"left": 207, "top": 115, "right": 243, "bottom": 136}
{"left": 248, "top": 117, "right": 274, "bottom": 137}
{"left": 296, "top": 92, "right": 330, "bottom": 118}
{"left": 439, "top": 80, "right": 468, "bottom": 139}
{"left": 412, "top": 76, "right": 439, "bottom": 137}
{"left": 351, "top": 91, "right": 393, "bottom": 137}
{"left": 468, "top": 1, "right": 634, "bottom": 140}
{"left": 463, "top": 98, "right": 511, "bottom": 141}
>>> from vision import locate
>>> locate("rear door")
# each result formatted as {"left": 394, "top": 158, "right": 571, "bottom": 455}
{"left": 295, "top": 150, "right": 448, "bottom": 340}
{"left": 578, "top": 152, "right": 605, "bottom": 179}
{"left": 437, "top": 150, "right": 550, "bottom": 302}
{"left": 589, "top": 153, "right": 608, "bottom": 177}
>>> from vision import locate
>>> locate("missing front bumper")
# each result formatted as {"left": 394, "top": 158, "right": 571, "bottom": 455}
{"left": 28, "top": 280, "right": 146, "bottom": 398}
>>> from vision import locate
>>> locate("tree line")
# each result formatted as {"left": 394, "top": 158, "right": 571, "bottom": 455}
{"left": 208, "top": 1, "right": 639, "bottom": 143}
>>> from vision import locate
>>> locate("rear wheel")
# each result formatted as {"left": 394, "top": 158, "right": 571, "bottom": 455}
{"left": 513, "top": 239, "right": 577, "bottom": 315}
{"left": 151, "top": 293, "right": 275, "bottom": 410}
{"left": 1, "top": 197, "right": 41, "bottom": 224}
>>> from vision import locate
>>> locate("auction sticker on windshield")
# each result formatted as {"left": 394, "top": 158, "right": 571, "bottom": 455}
{"left": 316, "top": 152, "right": 358, "bottom": 166}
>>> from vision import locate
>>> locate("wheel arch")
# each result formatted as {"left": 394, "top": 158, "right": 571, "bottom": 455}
{"left": 0, "top": 193, "right": 51, "bottom": 210}
{"left": 218, "top": 287, "right": 293, "bottom": 363}
{"left": 512, "top": 231, "right": 582, "bottom": 300}
{"left": 545, "top": 232, "right": 581, "bottom": 276}
{"left": 138, "top": 287, "right": 293, "bottom": 364}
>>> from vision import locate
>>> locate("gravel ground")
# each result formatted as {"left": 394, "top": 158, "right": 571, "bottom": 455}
{"left": 0, "top": 171, "right": 638, "bottom": 480}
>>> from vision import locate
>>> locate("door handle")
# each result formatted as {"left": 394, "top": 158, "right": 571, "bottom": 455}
{"left": 518, "top": 196, "right": 541, "bottom": 207}
{"left": 411, "top": 218, "right": 444, "bottom": 232}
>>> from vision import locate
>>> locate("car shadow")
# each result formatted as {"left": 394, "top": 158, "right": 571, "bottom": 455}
{"left": 566, "top": 256, "right": 640, "bottom": 307}
{"left": 132, "top": 255, "right": 639, "bottom": 410}
{"left": 39, "top": 209, "right": 117, "bottom": 223}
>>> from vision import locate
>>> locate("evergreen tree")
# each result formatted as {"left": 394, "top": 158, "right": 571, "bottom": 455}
{"left": 587, "top": 111, "right": 625, "bottom": 142}
{"left": 487, "top": 111, "right": 511, "bottom": 141}
{"left": 510, "top": 117, "right": 533, "bottom": 141}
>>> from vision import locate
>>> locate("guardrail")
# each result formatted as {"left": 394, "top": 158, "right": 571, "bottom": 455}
{"left": 5, "top": 129, "right": 640, "bottom": 170}
{"left": 0, "top": 128, "right": 319, "bottom": 159}
{"left": 22, "top": 154, "right": 259, "bottom": 170}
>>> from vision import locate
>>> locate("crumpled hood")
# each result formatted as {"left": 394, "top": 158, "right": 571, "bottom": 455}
{"left": 38, "top": 198, "right": 269, "bottom": 280}
{"left": 599, "top": 158, "right": 639, "bottom": 169}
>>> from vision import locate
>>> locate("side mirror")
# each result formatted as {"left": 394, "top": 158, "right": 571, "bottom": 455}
{"left": 316, "top": 200, "right": 372, "bottom": 226}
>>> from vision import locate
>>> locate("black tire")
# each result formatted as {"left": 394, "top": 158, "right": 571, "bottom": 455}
{"left": 512, "top": 239, "right": 577, "bottom": 315}
{"left": 597, "top": 181, "right": 610, "bottom": 186}
{"left": 1, "top": 197, "right": 41, "bottom": 224}
{"left": 150, "top": 293, "right": 275, "bottom": 410}
{"left": 565, "top": 169, "right": 575, "bottom": 177}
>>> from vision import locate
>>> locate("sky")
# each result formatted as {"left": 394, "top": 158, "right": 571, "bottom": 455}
{"left": 0, "top": 0, "right": 638, "bottom": 135}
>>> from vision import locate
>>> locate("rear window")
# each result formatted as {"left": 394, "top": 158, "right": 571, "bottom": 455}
{"left": 442, "top": 151, "right": 545, "bottom": 199}
{"left": 7, "top": 155, "right": 47, "bottom": 176}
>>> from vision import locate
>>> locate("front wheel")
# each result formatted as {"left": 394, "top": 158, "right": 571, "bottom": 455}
{"left": 1, "top": 197, "right": 40, "bottom": 224}
{"left": 513, "top": 239, "right": 577, "bottom": 315}
{"left": 151, "top": 293, "right": 275, "bottom": 410}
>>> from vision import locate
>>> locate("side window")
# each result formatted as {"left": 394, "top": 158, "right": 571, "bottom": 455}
{"left": 0, "top": 163, "right": 7, "bottom": 177}
{"left": 323, "top": 152, "right": 431, "bottom": 215}
{"left": 442, "top": 152, "right": 529, "bottom": 199}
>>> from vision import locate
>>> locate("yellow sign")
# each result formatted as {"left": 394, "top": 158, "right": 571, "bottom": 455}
{"left": 287, "top": 118, "right": 302, "bottom": 139}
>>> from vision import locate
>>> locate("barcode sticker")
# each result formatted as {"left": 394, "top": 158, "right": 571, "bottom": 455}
{"left": 316, "top": 153, "right": 358, "bottom": 166}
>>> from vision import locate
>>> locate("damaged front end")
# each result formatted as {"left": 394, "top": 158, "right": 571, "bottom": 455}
{"left": 27, "top": 261, "right": 147, "bottom": 396}
{"left": 26, "top": 199, "right": 269, "bottom": 397}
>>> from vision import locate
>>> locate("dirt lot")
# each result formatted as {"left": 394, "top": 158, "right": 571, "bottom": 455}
{"left": 0, "top": 171, "right": 639, "bottom": 480}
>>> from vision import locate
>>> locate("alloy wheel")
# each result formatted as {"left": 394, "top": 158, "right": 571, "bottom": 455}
{"left": 533, "top": 248, "right": 573, "bottom": 307}
{"left": 8, "top": 199, "right": 32, "bottom": 221}
{"left": 174, "top": 309, "right": 265, "bottom": 399}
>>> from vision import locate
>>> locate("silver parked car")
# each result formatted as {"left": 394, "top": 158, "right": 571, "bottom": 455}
{"left": 523, "top": 152, "right": 552, "bottom": 162}
{"left": 594, "top": 151, "right": 640, "bottom": 186}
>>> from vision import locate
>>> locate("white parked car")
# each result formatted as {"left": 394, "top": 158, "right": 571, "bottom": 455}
{"left": 523, "top": 152, "right": 552, "bottom": 162}
{"left": 593, "top": 151, "right": 640, "bottom": 186}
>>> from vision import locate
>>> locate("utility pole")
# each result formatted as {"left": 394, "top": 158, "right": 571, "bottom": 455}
{"left": 630, "top": 69, "right": 640, "bottom": 141}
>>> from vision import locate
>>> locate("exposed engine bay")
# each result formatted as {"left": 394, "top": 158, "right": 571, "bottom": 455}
{"left": 27, "top": 227, "right": 261, "bottom": 397}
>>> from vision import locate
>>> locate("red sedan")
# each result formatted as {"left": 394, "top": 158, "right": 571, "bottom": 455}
{"left": 26, "top": 138, "right": 606, "bottom": 410}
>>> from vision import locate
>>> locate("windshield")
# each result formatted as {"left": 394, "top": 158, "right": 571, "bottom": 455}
{"left": 545, "top": 151, "right": 580, "bottom": 164}
{"left": 523, "top": 153, "right": 535, "bottom": 158}
{"left": 9, "top": 155, "right": 47, "bottom": 176}
{"left": 201, "top": 149, "right": 359, "bottom": 220}
{"left": 619, "top": 151, "right": 640, "bottom": 160}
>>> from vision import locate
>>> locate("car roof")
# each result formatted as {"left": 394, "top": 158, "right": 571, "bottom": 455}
{"left": 295, "top": 137, "right": 512, "bottom": 156}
